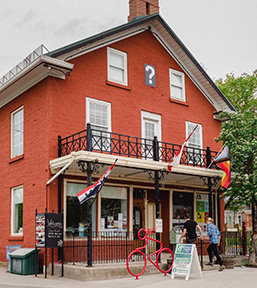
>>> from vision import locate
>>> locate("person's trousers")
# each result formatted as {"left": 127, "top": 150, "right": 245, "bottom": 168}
{"left": 207, "top": 243, "right": 223, "bottom": 265}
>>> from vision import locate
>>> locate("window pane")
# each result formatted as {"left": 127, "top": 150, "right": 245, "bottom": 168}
{"left": 109, "top": 52, "right": 124, "bottom": 68}
{"left": 13, "top": 187, "right": 23, "bottom": 234}
{"left": 145, "top": 122, "right": 155, "bottom": 139}
{"left": 109, "top": 67, "right": 124, "bottom": 82}
{"left": 171, "top": 73, "right": 182, "bottom": 87}
{"left": 108, "top": 48, "right": 127, "bottom": 85}
{"left": 101, "top": 187, "right": 127, "bottom": 231}
{"left": 173, "top": 192, "right": 193, "bottom": 230}
{"left": 171, "top": 86, "right": 183, "bottom": 99}
{"left": 12, "top": 108, "right": 24, "bottom": 157}
{"left": 66, "top": 183, "right": 96, "bottom": 232}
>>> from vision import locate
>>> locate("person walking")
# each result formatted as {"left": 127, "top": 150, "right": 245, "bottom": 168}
{"left": 206, "top": 217, "right": 225, "bottom": 272}
{"left": 179, "top": 213, "right": 203, "bottom": 244}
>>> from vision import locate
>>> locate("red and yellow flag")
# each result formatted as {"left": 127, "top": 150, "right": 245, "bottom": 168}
{"left": 217, "top": 160, "right": 231, "bottom": 188}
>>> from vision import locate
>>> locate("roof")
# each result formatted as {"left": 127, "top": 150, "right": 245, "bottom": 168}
{"left": 0, "top": 13, "right": 235, "bottom": 113}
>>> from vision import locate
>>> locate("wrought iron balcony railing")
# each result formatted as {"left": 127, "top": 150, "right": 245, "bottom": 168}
{"left": 58, "top": 124, "right": 217, "bottom": 168}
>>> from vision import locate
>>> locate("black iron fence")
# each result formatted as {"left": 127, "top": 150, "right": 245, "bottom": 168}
{"left": 63, "top": 230, "right": 159, "bottom": 265}
{"left": 58, "top": 125, "right": 218, "bottom": 168}
{"left": 220, "top": 231, "right": 252, "bottom": 256}
{"left": 63, "top": 230, "right": 253, "bottom": 266}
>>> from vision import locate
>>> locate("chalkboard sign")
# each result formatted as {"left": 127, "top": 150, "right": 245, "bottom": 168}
{"left": 45, "top": 213, "right": 63, "bottom": 248}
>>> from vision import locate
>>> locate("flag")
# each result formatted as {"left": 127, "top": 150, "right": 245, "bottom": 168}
{"left": 77, "top": 160, "right": 117, "bottom": 204}
{"left": 213, "top": 145, "right": 230, "bottom": 164}
{"left": 167, "top": 125, "right": 198, "bottom": 173}
{"left": 217, "top": 160, "right": 231, "bottom": 188}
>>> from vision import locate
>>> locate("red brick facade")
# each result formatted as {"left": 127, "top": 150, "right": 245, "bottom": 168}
{"left": 0, "top": 7, "right": 229, "bottom": 265}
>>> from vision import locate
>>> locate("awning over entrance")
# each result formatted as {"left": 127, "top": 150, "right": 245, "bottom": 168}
{"left": 49, "top": 151, "right": 223, "bottom": 187}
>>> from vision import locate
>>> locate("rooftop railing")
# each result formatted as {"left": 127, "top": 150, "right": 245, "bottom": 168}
{"left": 58, "top": 125, "right": 218, "bottom": 168}
{"left": 0, "top": 44, "right": 49, "bottom": 88}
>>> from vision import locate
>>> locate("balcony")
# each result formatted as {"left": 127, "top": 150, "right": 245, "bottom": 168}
{"left": 58, "top": 125, "right": 218, "bottom": 169}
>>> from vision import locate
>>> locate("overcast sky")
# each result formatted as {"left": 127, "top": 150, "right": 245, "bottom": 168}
{"left": 0, "top": 0, "right": 256, "bottom": 81}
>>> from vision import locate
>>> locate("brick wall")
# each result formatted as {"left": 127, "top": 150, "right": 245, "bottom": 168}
{"left": 128, "top": 0, "right": 159, "bottom": 21}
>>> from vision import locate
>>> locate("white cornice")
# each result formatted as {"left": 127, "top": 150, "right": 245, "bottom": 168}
{"left": 0, "top": 56, "right": 73, "bottom": 108}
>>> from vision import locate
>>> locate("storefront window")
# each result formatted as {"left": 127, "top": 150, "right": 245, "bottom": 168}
{"left": 173, "top": 192, "right": 193, "bottom": 231}
{"left": 66, "top": 182, "right": 96, "bottom": 234}
{"left": 101, "top": 186, "right": 127, "bottom": 233}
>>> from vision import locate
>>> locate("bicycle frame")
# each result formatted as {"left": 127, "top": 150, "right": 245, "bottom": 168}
{"left": 126, "top": 228, "right": 174, "bottom": 279}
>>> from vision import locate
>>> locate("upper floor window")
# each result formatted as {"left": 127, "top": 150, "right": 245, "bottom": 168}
{"left": 86, "top": 97, "right": 111, "bottom": 151}
{"left": 107, "top": 47, "right": 128, "bottom": 86}
{"left": 169, "top": 69, "right": 186, "bottom": 102}
{"left": 11, "top": 106, "right": 24, "bottom": 158}
{"left": 186, "top": 122, "right": 202, "bottom": 165}
{"left": 11, "top": 185, "right": 23, "bottom": 235}
{"left": 141, "top": 111, "right": 162, "bottom": 159}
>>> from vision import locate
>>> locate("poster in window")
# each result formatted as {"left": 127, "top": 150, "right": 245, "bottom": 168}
{"left": 107, "top": 216, "right": 114, "bottom": 228}
{"left": 196, "top": 194, "right": 208, "bottom": 235}
{"left": 35, "top": 213, "right": 45, "bottom": 247}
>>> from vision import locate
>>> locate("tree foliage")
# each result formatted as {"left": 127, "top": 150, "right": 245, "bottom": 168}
{"left": 215, "top": 71, "right": 257, "bottom": 209}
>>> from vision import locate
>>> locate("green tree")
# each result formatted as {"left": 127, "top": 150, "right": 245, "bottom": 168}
{"left": 216, "top": 71, "right": 257, "bottom": 265}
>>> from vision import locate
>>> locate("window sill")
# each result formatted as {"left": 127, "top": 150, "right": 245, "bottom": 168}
{"left": 9, "top": 154, "right": 24, "bottom": 164}
{"left": 169, "top": 98, "right": 189, "bottom": 107}
{"left": 106, "top": 80, "right": 131, "bottom": 91}
{"left": 9, "top": 235, "right": 24, "bottom": 241}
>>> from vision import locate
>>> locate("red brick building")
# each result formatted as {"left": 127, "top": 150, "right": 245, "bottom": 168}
{"left": 0, "top": 0, "right": 235, "bottom": 264}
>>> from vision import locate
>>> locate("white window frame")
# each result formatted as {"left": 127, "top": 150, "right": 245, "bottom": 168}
{"left": 86, "top": 97, "right": 112, "bottom": 151}
{"left": 141, "top": 111, "right": 162, "bottom": 159}
{"left": 107, "top": 47, "right": 128, "bottom": 86}
{"left": 11, "top": 106, "right": 24, "bottom": 158}
{"left": 11, "top": 185, "right": 23, "bottom": 236}
{"left": 186, "top": 121, "right": 203, "bottom": 165}
{"left": 169, "top": 68, "right": 186, "bottom": 102}
{"left": 86, "top": 97, "right": 111, "bottom": 132}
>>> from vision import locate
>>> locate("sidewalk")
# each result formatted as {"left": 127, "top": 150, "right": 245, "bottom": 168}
{"left": 0, "top": 266, "right": 256, "bottom": 288}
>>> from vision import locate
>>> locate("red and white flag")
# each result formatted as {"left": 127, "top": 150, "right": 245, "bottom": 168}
{"left": 167, "top": 125, "right": 198, "bottom": 173}
{"left": 77, "top": 159, "right": 117, "bottom": 204}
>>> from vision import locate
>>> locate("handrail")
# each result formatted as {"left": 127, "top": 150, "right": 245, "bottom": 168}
{"left": 58, "top": 127, "right": 218, "bottom": 168}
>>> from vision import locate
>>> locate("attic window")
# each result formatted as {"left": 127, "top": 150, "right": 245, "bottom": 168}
{"left": 146, "top": 2, "right": 150, "bottom": 15}
{"left": 169, "top": 68, "right": 186, "bottom": 102}
{"left": 107, "top": 47, "right": 128, "bottom": 86}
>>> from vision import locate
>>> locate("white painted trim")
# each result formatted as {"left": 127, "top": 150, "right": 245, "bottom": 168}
{"left": 169, "top": 68, "right": 186, "bottom": 102}
{"left": 141, "top": 110, "right": 162, "bottom": 141}
{"left": 11, "top": 106, "right": 24, "bottom": 159}
{"left": 86, "top": 97, "right": 112, "bottom": 132}
{"left": 11, "top": 185, "right": 23, "bottom": 236}
{"left": 107, "top": 47, "right": 128, "bottom": 86}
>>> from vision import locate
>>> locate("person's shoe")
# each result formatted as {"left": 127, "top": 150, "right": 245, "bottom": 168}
{"left": 218, "top": 265, "right": 225, "bottom": 272}
{"left": 206, "top": 262, "right": 213, "bottom": 266}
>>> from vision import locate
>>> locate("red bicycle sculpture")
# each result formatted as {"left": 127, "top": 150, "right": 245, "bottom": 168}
{"left": 126, "top": 228, "right": 174, "bottom": 279}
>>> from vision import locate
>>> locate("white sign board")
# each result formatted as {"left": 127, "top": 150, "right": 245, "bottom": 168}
{"left": 171, "top": 244, "right": 202, "bottom": 281}
{"left": 155, "top": 219, "right": 163, "bottom": 233}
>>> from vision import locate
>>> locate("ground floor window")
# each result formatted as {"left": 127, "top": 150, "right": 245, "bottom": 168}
{"left": 66, "top": 182, "right": 96, "bottom": 233}
{"left": 101, "top": 186, "right": 127, "bottom": 233}
{"left": 11, "top": 186, "right": 23, "bottom": 235}
{"left": 173, "top": 191, "right": 193, "bottom": 231}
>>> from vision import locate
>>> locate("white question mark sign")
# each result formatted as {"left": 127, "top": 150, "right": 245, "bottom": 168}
{"left": 145, "top": 65, "right": 155, "bottom": 84}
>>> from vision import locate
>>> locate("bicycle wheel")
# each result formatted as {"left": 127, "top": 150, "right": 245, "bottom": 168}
{"left": 156, "top": 248, "right": 174, "bottom": 274}
{"left": 126, "top": 250, "right": 147, "bottom": 279}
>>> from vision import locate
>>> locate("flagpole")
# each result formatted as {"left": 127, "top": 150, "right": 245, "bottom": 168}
{"left": 206, "top": 145, "right": 224, "bottom": 170}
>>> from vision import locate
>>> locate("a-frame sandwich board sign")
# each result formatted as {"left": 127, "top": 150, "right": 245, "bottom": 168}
{"left": 171, "top": 244, "right": 202, "bottom": 281}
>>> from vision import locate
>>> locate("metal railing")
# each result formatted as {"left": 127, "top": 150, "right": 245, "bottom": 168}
{"left": 63, "top": 230, "right": 158, "bottom": 265}
{"left": 220, "top": 231, "right": 252, "bottom": 256}
{"left": 62, "top": 230, "right": 253, "bottom": 266}
{"left": 0, "top": 45, "right": 49, "bottom": 88}
{"left": 58, "top": 126, "right": 218, "bottom": 168}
